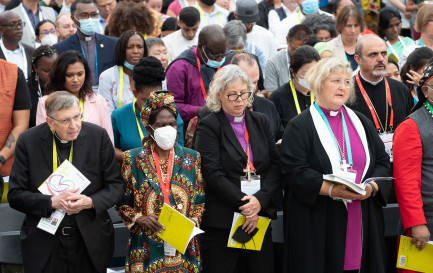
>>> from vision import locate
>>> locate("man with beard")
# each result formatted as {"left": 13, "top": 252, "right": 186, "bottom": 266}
{"left": 348, "top": 34, "right": 413, "bottom": 161}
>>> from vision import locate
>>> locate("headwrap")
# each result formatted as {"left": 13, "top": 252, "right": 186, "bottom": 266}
{"left": 314, "top": 42, "right": 332, "bottom": 56}
{"left": 140, "top": 90, "right": 178, "bottom": 127}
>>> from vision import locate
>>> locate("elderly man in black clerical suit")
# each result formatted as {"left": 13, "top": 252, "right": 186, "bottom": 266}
{"left": 8, "top": 91, "right": 125, "bottom": 273}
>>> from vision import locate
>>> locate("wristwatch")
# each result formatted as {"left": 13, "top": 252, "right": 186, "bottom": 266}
{"left": 0, "top": 155, "right": 6, "bottom": 165}
{"left": 368, "top": 182, "right": 377, "bottom": 197}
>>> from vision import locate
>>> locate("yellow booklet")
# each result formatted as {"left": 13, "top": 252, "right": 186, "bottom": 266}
{"left": 227, "top": 212, "right": 271, "bottom": 251}
{"left": 396, "top": 235, "right": 433, "bottom": 272}
{"left": 157, "top": 203, "right": 204, "bottom": 254}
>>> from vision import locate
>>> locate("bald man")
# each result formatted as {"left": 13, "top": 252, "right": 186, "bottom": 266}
{"left": 166, "top": 25, "right": 234, "bottom": 125}
{"left": 348, "top": 35, "right": 413, "bottom": 159}
{"left": 0, "top": 11, "right": 34, "bottom": 79}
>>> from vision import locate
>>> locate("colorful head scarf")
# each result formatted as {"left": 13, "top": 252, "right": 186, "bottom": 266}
{"left": 140, "top": 90, "right": 178, "bottom": 127}
{"left": 419, "top": 58, "right": 433, "bottom": 87}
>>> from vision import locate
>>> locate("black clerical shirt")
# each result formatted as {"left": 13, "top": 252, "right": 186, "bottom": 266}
{"left": 348, "top": 74, "right": 414, "bottom": 133}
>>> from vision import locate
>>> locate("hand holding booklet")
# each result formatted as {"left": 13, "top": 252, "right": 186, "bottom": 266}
{"left": 157, "top": 203, "right": 204, "bottom": 254}
{"left": 37, "top": 160, "right": 91, "bottom": 234}
{"left": 323, "top": 174, "right": 394, "bottom": 196}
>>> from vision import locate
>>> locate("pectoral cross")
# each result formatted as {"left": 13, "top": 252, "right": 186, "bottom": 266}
{"left": 340, "top": 160, "right": 350, "bottom": 172}
{"left": 243, "top": 164, "right": 252, "bottom": 182}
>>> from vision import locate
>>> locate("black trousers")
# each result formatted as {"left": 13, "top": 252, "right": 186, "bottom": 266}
{"left": 200, "top": 225, "right": 274, "bottom": 273}
{"left": 42, "top": 217, "right": 98, "bottom": 273}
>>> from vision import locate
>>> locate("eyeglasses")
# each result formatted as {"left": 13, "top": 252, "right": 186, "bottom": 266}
{"left": 41, "top": 29, "right": 56, "bottom": 35}
{"left": 50, "top": 113, "right": 82, "bottom": 125}
{"left": 74, "top": 12, "right": 99, "bottom": 20}
{"left": 203, "top": 46, "right": 230, "bottom": 60}
{"left": 328, "top": 77, "right": 351, "bottom": 88}
{"left": 1, "top": 21, "right": 26, "bottom": 29}
{"left": 226, "top": 91, "right": 252, "bottom": 101}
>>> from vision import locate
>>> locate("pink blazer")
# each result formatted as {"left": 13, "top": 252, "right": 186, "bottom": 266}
{"left": 36, "top": 92, "right": 114, "bottom": 145}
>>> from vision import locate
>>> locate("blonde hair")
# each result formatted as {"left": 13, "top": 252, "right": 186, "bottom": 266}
{"left": 306, "top": 57, "right": 356, "bottom": 104}
{"left": 206, "top": 65, "right": 255, "bottom": 113}
{"left": 415, "top": 5, "right": 433, "bottom": 33}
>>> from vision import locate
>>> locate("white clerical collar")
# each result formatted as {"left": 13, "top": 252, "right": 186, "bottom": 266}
{"left": 330, "top": 110, "right": 339, "bottom": 117}
{"left": 54, "top": 131, "right": 69, "bottom": 144}
{"left": 234, "top": 116, "right": 243, "bottom": 122}
{"left": 359, "top": 72, "right": 384, "bottom": 86}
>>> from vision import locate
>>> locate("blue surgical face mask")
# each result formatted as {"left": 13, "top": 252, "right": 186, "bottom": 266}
{"left": 302, "top": 0, "right": 319, "bottom": 14}
{"left": 77, "top": 18, "right": 99, "bottom": 36}
{"left": 124, "top": 61, "right": 134, "bottom": 70}
{"left": 202, "top": 47, "right": 226, "bottom": 68}
{"left": 206, "top": 58, "right": 225, "bottom": 68}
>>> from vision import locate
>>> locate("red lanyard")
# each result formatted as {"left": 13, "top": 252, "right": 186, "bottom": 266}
{"left": 243, "top": 120, "right": 255, "bottom": 171}
{"left": 152, "top": 145, "right": 174, "bottom": 205}
{"left": 195, "top": 48, "right": 220, "bottom": 100}
{"left": 355, "top": 73, "right": 394, "bottom": 131}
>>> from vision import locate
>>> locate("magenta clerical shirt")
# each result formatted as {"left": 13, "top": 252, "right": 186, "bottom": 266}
{"left": 320, "top": 106, "right": 366, "bottom": 270}
{"left": 224, "top": 111, "right": 254, "bottom": 164}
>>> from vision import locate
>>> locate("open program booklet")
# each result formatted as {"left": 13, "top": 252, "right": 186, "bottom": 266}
{"left": 323, "top": 175, "right": 394, "bottom": 196}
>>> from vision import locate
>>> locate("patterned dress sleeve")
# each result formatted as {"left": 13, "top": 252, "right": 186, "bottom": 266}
{"left": 116, "top": 150, "right": 142, "bottom": 230}
{"left": 191, "top": 152, "right": 205, "bottom": 227}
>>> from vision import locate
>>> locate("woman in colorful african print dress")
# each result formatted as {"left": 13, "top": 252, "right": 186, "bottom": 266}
{"left": 116, "top": 91, "right": 205, "bottom": 273}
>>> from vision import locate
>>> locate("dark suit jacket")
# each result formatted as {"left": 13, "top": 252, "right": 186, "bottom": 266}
{"left": 0, "top": 43, "right": 34, "bottom": 80}
{"left": 194, "top": 110, "right": 281, "bottom": 229}
{"left": 8, "top": 122, "right": 125, "bottom": 273}
{"left": 54, "top": 33, "right": 118, "bottom": 78}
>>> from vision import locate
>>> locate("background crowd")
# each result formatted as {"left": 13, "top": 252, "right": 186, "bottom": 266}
{"left": 1, "top": 0, "right": 433, "bottom": 271}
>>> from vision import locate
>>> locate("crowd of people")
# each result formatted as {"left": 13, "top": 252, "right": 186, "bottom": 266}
{"left": 1, "top": 0, "right": 433, "bottom": 272}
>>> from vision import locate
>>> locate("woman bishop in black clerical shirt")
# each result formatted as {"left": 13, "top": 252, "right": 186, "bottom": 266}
{"left": 194, "top": 65, "right": 280, "bottom": 273}
{"left": 269, "top": 46, "right": 320, "bottom": 128}
{"left": 280, "top": 57, "right": 391, "bottom": 273}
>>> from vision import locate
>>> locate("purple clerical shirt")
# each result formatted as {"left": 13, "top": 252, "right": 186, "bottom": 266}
{"left": 320, "top": 106, "right": 366, "bottom": 270}
{"left": 224, "top": 111, "right": 254, "bottom": 164}
{"left": 166, "top": 58, "right": 204, "bottom": 124}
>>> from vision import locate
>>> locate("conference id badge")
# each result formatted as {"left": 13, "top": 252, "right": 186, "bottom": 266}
{"left": 336, "top": 167, "right": 357, "bottom": 185}
{"left": 379, "top": 133, "right": 394, "bottom": 162}
{"left": 241, "top": 175, "right": 261, "bottom": 196}
{"left": 164, "top": 241, "right": 176, "bottom": 256}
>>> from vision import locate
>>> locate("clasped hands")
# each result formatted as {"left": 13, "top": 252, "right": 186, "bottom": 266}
{"left": 239, "top": 195, "right": 261, "bottom": 234}
{"left": 329, "top": 181, "right": 378, "bottom": 201}
{"left": 51, "top": 188, "right": 94, "bottom": 215}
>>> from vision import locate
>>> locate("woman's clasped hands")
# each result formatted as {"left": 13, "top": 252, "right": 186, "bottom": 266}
{"left": 239, "top": 195, "right": 262, "bottom": 234}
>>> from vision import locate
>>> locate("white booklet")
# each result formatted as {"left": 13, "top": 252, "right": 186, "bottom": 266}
{"left": 37, "top": 160, "right": 91, "bottom": 235}
{"left": 323, "top": 175, "right": 394, "bottom": 196}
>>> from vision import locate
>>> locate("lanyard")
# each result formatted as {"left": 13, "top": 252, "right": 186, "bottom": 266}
{"left": 285, "top": 50, "right": 290, "bottom": 71}
{"left": 195, "top": 47, "right": 220, "bottom": 100}
{"left": 152, "top": 145, "right": 174, "bottom": 205}
{"left": 297, "top": 11, "right": 301, "bottom": 23}
{"left": 385, "top": 37, "right": 407, "bottom": 60}
{"left": 243, "top": 120, "right": 255, "bottom": 171}
{"left": 52, "top": 133, "right": 73, "bottom": 172}
{"left": 79, "top": 97, "right": 84, "bottom": 121}
{"left": 289, "top": 80, "right": 314, "bottom": 115}
{"left": 80, "top": 42, "right": 99, "bottom": 84}
{"left": 132, "top": 98, "right": 144, "bottom": 140}
{"left": 355, "top": 72, "right": 393, "bottom": 132}
{"left": 411, "top": 90, "right": 418, "bottom": 103}
{"left": 119, "top": 66, "right": 124, "bottom": 108}
{"left": 37, "top": 81, "right": 42, "bottom": 98}
{"left": 419, "top": 38, "right": 425, "bottom": 47}
{"left": 314, "top": 102, "right": 353, "bottom": 165}
{"left": 195, "top": 2, "right": 222, "bottom": 26}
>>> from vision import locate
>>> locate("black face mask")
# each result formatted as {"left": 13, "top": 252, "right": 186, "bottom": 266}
{"left": 201, "top": 0, "right": 216, "bottom": 6}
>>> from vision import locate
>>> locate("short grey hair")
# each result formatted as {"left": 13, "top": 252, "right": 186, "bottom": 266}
{"left": 45, "top": 91, "right": 80, "bottom": 118}
{"left": 305, "top": 57, "right": 356, "bottom": 104}
{"left": 145, "top": 37, "right": 165, "bottom": 52}
{"left": 207, "top": 64, "right": 255, "bottom": 112}
{"left": 223, "top": 20, "right": 247, "bottom": 48}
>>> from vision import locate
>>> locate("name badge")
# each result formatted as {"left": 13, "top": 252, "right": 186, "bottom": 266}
{"left": 336, "top": 169, "right": 357, "bottom": 184}
{"left": 164, "top": 241, "right": 176, "bottom": 256}
{"left": 379, "top": 133, "right": 393, "bottom": 162}
{"left": 241, "top": 175, "right": 261, "bottom": 196}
